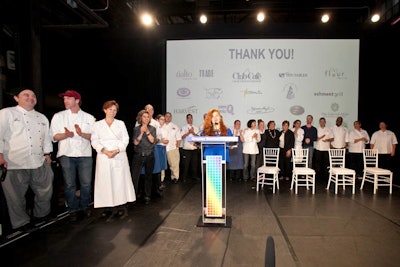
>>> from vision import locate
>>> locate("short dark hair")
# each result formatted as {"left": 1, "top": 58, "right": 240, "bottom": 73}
{"left": 247, "top": 119, "right": 256, "bottom": 128}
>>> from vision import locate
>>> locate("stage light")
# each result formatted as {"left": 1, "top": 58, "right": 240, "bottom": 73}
{"left": 141, "top": 13, "right": 154, "bottom": 26}
{"left": 321, "top": 14, "right": 330, "bottom": 23}
{"left": 200, "top": 14, "right": 207, "bottom": 24}
{"left": 257, "top": 12, "right": 265, "bottom": 22}
{"left": 371, "top": 13, "right": 380, "bottom": 23}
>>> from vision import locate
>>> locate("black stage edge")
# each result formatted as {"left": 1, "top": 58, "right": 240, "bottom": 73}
{"left": 196, "top": 216, "right": 232, "bottom": 228}
{"left": 0, "top": 211, "right": 69, "bottom": 248}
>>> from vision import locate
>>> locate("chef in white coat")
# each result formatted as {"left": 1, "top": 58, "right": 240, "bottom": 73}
{"left": 91, "top": 100, "right": 136, "bottom": 219}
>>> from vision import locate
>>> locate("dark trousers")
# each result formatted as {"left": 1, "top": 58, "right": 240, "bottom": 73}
{"left": 378, "top": 153, "right": 394, "bottom": 170}
{"left": 228, "top": 169, "right": 242, "bottom": 180}
{"left": 314, "top": 149, "right": 330, "bottom": 181}
{"left": 131, "top": 153, "right": 155, "bottom": 199}
{"left": 181, "top": 149, "right": 200, "bottom": 181}
{"left": 279, "top": 148, "right": 292, "bottom": 178}
{"left": 347, "top": 152, "right": 363, "bottom": 176}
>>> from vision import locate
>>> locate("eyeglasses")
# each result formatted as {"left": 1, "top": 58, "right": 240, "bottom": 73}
{"left": 146, "top": 107, "right": 154, "bottom": 111}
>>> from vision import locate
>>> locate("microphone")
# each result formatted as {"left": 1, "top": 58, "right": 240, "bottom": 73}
{"left": 213, "top": 122, "right": 220, "bottom": 135}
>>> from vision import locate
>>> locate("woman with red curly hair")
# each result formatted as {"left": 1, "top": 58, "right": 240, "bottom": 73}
{"left": 200, "top": 108, "right": 233, "bottom": 162}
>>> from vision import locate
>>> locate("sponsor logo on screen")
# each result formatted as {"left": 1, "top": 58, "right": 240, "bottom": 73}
{"left": 278, "top": 72, "right": 308, "bottom": 78}
{"left": 217, "top": 104, "right": 234, "bottom": 115}
{"left": 290, "top": 105, "right": 305, "bottom": 115}
{"left": 313, "top": 91, "right": 344, "bottom": 97}
{"left": 199, "top": 69, "right": 214, "bottom": 78}
{"left": 283, "top": 83, "right": 298, "bottom": 100}
{"left": 247, "top": 106, "right": 275, "bottom": 114}
{"left": 331, "top": 102, "right": 339, "bottom": 112}
{"left": 176, "top": 69, "right": 197, "bottom": 80}
{"left": 205, "top": 88, "right": 223, "bottom": 99}
{"left": 177, "top": 87, "right": 191, "bottom": 97}
{"left": 240, "top": 88, "right": 263, "bottom": 97}
{"left": 324, "top": 67, "right": 347, "bottom": 79}
{"left": 321, "top": 103, "right": 349, "bottom": 119}
{"left": 232, "top": 69, "right": 261, "bottom": 82}
{"left": 173, "top": 105, "right": 199, "bottom": 114}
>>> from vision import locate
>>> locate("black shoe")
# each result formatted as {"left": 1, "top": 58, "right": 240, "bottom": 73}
{"left": 14, "top": 222, "right": 35, "bottom": 233}
{"left": 68, "top": 210, "right": 85, "bottom": 222}
{"left": 101, "top": 210, "right": 113, "bottom": 218}
{"left": 116, "top": 208, "right": 128, "bottom": 219}
{"left": 153, "top": 189, "right": 163, "bottom": 198}
{"left": 69, "top": 212, "right": 79, "bottom": 222}
{"left": 172, "top": 178, "right": 178, "bottom": 184}
{"left": 144, "top": 197, "right": 151, "bottom": 205}
{"left": 84, "top": 209, "right": 92, "bottom": 218}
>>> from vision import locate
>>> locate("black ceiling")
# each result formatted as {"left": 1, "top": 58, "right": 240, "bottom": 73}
{"left": 1, "top": 0, "right": 391, "bottom": 30}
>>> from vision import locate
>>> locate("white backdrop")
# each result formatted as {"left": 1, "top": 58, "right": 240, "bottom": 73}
{"left": 166, "top": 39, "right": 359, "bottom": 130}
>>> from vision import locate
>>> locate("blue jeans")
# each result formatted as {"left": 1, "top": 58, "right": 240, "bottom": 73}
{"left": 243, "top": 153, "right": 257, "bottom": 181}
{"left": 59, "top": 156, "right": 93, "bottom": 212}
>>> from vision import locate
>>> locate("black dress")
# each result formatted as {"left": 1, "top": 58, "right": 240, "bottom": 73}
{"left": 265, "top": 129, "right": 281, "bottom": 148}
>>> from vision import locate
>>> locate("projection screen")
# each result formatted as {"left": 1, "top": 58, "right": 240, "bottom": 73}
{"left": 166, "top": 39, "right": 359, "bottom": 130}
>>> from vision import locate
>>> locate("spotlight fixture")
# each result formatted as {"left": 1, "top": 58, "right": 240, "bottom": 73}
{"left": 371, "top": 13, "right": 380, "bottom": 23}
{"left": 141, "top": 13, "right": 154, "bottom": 26}
{"left": 257, "top": 12, "right": 265, "bottom": 22}
{"left": 200, "top": 14, "right": 207, "bottom": 24}
{"left": 321, "top": 14, "right": 330, "bottom": 23}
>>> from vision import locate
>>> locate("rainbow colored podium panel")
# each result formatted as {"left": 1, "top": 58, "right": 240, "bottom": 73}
{"left": 205, "top": 155, "right": 223, "bottom": 217}
{"left": 187, "top": 136, "right": 238, "bottom": 226}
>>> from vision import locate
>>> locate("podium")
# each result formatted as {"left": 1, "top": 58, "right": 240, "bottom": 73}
{"left": 187, "top": 136, "right": 238, "bottom": 227}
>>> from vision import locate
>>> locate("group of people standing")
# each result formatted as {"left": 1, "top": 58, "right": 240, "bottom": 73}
{"left": 227, "top": 118, "right": 295, "bottom": 182}
{"left": 0, "top": 89, "right": 136, "bottom": 231}
{"left": 0, "top": 88, "right": 398, "bottom": 233}
{"left": 0, "top": 89, "right": 165, "bottom": 232}
{"left": 227, "top": 114, "right": 397, "bottom": 184}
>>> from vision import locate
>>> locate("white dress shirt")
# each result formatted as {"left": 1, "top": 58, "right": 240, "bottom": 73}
{"left": 181, "top": 124, "right": 200, "bottom": 150}
{"left": 315, "top": 127, "right": 333, "bottom": 151}
{"left": 370, "top": 130, "right": 398, "bottom": 154}
{"left": 242, "top": 128, "right": 261, "bottom": 154}
{"left": 292, "top": 127, "right": 304, "bottom": 149}
{"left": 164, "top": 122, "right": 182, "bottom": 152}
{"left": 156, "top": 124, "right": 168, "bottom": 146}
{"left": 50, "top": 109, "right": 96, "bottom": 158}
{"left": 347, "top": 128, "right": 370, "bottom": 153}
{"left": 331, "top": 125, "right": 349, "bottom": 148}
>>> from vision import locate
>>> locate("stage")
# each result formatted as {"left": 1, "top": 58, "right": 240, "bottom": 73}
{"left": 1, "top": 178, "right": 400, "bottom": 267}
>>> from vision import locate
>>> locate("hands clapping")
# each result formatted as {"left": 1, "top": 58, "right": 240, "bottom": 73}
{"left": 140, "top": 125, "right": 148, "bottom": 134}
{"left": 188, "top": 126, "right": 195, "bottom": 134}
{"left": 74, "top": 124, "right": 82, "bottom": 136}
{"left": 64, "top": 127, "right": 74, "bottom": 138}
